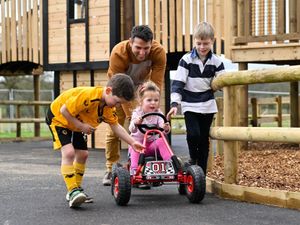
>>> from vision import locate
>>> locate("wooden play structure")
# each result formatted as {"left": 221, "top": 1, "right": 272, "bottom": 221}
{"left": 0, "top": 1, "right": 299, "bottom": 150}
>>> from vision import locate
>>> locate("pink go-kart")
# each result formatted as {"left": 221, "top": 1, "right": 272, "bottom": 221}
{"left": 111, "top": 112, "right": 206, "bottom": 206}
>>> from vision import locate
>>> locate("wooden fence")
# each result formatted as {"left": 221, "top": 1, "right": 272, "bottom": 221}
{"left": 210, "top": 65, "right": 300, "bottom": 184}
{"left": 0, "top": 100, "right": 50, "bottom": 138}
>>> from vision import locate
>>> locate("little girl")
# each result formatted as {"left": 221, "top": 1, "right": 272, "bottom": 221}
{"left": 128, "top": 81, "right": 171, "bottom": 174}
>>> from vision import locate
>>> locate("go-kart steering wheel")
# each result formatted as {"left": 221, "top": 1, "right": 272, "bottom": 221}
{"left": 137, "top": 112, "right": 168, "bottom": 134}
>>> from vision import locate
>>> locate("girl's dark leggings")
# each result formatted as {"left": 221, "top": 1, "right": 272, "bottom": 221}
{"left": 184, "top": 111, "right": 214, "bottom": 175}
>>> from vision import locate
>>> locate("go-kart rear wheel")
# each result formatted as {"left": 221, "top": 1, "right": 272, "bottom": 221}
{"left": 111, "top": 167, "right": 131, "bottom": 206}
{"left": 185, "top": 165, "right": 206, "bottom": 203}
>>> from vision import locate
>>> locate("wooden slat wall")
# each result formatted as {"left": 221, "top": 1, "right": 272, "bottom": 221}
{"left": 89, "top": 0, "right": 110, "bottom": 61}
{"left": 134, "top": 0, "right": 224, "bottom": 54}
{"left": 48, "top": 0, "right": 66, "bottom": 63}
{"left": 70, "top": 23, "right": 86, "bottom": 62}
{"left": 0, "top": 0, "right": 42, "bottom": 64}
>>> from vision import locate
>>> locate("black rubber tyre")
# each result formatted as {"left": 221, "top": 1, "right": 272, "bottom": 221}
{"left": 111, "top": 167, "right": 131, "bottom": 206}
{"left": 185, "top": 165, "right": 206, "bottom": 203}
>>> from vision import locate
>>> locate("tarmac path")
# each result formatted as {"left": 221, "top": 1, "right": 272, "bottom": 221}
{"left": 0, "top": 136, "right": 299, "bottom": 225}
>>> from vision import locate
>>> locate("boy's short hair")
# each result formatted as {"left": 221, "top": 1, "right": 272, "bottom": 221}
{"left": 107, "top": 74, "right": 135, "bottom": 101}
{"left": 193, "top": 22, "right": 215, "bottom": 40}
{"left": 131, "top": 25, "right": 153, "bottom": 42}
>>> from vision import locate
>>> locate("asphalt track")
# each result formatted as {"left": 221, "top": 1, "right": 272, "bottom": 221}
{"left": 0, "top": 135, "right": 299, "bottom": 225}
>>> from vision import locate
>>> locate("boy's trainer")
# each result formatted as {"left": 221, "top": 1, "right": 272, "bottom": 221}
{"left": 68, "top": 188, "right": 87, "bottom": 208}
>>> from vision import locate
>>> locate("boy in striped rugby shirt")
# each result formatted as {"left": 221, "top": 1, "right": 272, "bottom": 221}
{"left": 167, "top": 22, "right": 225, "bottom": 175}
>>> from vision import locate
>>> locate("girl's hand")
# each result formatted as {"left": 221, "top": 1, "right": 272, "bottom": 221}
{"left": 80, "top": 123, "right": 96, "bottom": 135}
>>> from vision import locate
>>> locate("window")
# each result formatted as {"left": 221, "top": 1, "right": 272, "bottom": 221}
{"left": 69, "top": 0, "right": 86, "bottom": 21}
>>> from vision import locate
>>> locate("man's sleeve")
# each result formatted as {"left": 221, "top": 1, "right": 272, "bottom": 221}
{"left": 107, "top": 49, "right": 127, "bottom": 79}
{"left": 150, "top": 47, "right": 167, "bottom": 90}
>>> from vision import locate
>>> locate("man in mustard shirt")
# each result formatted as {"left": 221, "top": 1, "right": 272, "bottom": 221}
{"left": 103, "top": 25, "right": 167, "bottom": 185}
{"left": 46, "top": 74, "right": 144, "bottom": 208}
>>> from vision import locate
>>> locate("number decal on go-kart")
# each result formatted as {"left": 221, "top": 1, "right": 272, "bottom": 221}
{"left": 151, "top": 162, "right": 166, "bottom": 173}
{"left": 144, "top": 161, "right": 175, "bottom": 176}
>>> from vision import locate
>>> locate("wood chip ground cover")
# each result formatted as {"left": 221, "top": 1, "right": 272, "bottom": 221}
{"left": 207, "top": 142, "right": 300, "bottom": 192}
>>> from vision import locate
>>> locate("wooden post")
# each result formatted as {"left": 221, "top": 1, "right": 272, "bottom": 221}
{"left": 223, "top": 86, "right": 238, "bottom": 184}
{"left": 290, "top": 82, "right": 299, "bottom": 127}
{"left": 251, "top": 98, "right": 258, "bottom": 127}
{"left": 276, "top": 96, "right": 282, "bottom": 127}
{"left": 224, "top": 0, "right": 237, "bottom": 58}
{"left": 207, "top": 138, "right": 214, "bottom": 173}
{"left": 16, "top": 105, "right": 21, "bottom": 138}
{"left": 237, "top": 63, "right": 248, "bottom": 150}
{"left": 215, "top": 97, "right": 223, "bottom": 155}
{"left": 33, "top": 75, "right": 40, "bottom": 137}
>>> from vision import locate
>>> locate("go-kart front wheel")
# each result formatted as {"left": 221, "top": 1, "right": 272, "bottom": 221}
{"left": 111, "top": 167, "right": 131, "bottom": 206}
{"left": 185, "top": 165, "right": 206, "bottom": 203}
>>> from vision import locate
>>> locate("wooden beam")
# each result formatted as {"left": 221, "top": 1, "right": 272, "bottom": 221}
{"left": 11, "top": 0, "right": 17, "bottom": 61}
{"left": 184, "top": 0, "right": 190, "bottom": 50}
{"left": 234, "top": 33, "right": 300, "bottom": 44}
{"left": 123, "top": 0, "right": 134, "bottom": 39}
{"left": 23, "top": 0, "right": 28, "bottom": 60}
{"left": 6, "top": 1, "right": 11, "bottom": 61}
{"left": 176, "top": 0, "right": 183, "bottom": 51}
{"left": 212, "top": 65, "right": 300, "bottom": 90}
{"left": 154, "top": 0, "right": 161, "bottom": 42}
{"left": 169, "top": 0, "right": 175, "bottom": 52}
{"left": 161, "top": 0, "right": 168, "bottom": 50}
{"left": 289, "top": 0, "right": 297, "bottom": 33}
{"left": 210, "top": 127, "right": 300, "bottom": 144}
{"left": 32, "top": 0, "right": 39, "bottom": 63}
{"left": 148, "top": 0, "right": 154, "bottom": 32}
{"left": 1, "top": 0, "right": 7, "bottom": 63}
{"left": 231, "top": 43, "right": 300, "bottom": 63}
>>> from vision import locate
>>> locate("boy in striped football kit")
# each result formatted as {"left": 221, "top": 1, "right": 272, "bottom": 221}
{"left": 167, "top": 22, "right": 225, "bottom": 175}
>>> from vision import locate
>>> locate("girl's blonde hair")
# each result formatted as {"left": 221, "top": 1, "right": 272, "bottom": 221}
{"left": 138, "top": 81, "right": 160, "bottom": 101}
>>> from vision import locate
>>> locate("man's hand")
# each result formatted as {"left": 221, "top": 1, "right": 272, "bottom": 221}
{"left": 131, "top": 141, "right": 145, "bottom": 153}
{"left": 166, "top": 107, "right": 178, "bottom": 121}
{"left": 163, "top": 122, "right": 171, "bottom": 133}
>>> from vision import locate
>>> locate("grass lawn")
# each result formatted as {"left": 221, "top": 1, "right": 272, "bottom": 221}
{"left": 0, "top": 123, "right": 52, "bottom": 138}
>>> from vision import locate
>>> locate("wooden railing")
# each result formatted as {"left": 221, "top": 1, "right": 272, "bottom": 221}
{"left": 250, "top": 96, "right": 292, "bottom": 127}
{"left": 233, "top": 0, "right": 300, "bottom": 44}
{"left": 0, "top": 100, "right": 50, "bottom": 138}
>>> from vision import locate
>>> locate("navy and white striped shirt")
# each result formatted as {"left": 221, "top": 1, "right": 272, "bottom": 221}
{"left": 171, "top": 48, "right": 225, "bottom": 114}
